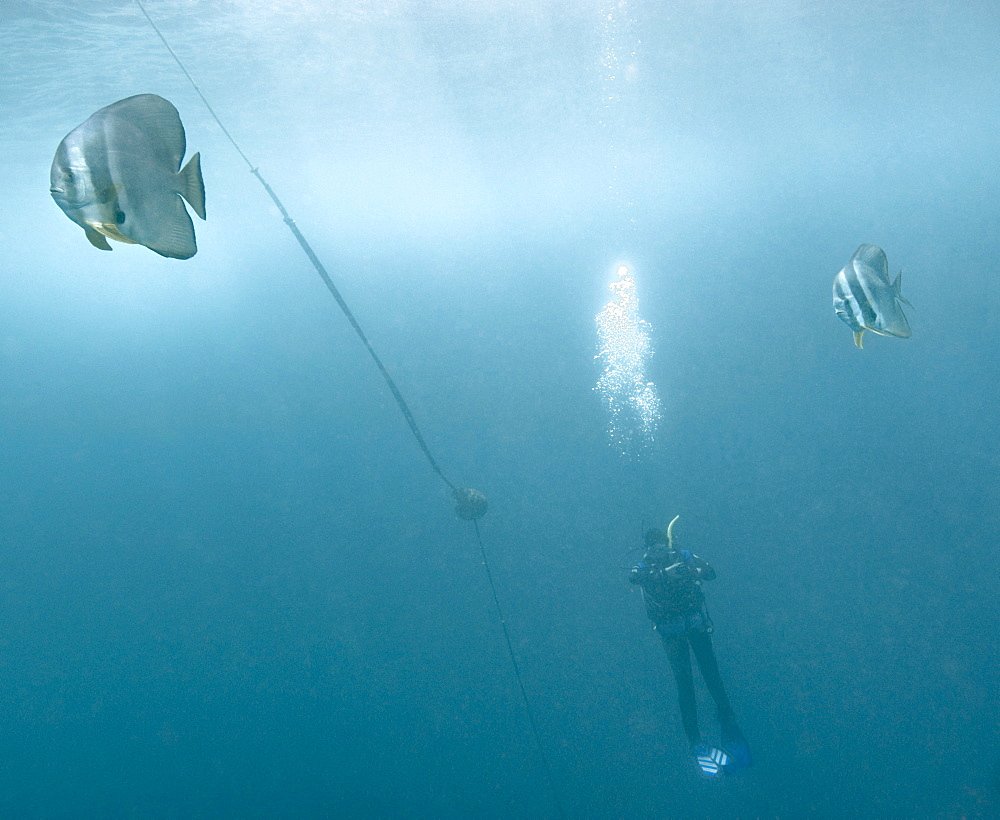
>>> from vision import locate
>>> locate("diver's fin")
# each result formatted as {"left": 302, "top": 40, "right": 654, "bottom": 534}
{"left": 84, "top": 226, "right": 113, "bottom": 250}
{"left": 693, "top": 744, "right": 728, "bottom": 777}
{"left": 719, "top": 715, "right": 752, "bottom": 772}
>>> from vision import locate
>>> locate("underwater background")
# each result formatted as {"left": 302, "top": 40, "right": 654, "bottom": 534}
{"left": 1, "top": 0, "right": 999, "bottom": 816}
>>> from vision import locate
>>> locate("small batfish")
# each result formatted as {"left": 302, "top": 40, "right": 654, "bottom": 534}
{"left": 832, "top": 243, "right": 912, "bottom": 348}
{"left": 50, "top": 94, "right": 206, "bottom": 260}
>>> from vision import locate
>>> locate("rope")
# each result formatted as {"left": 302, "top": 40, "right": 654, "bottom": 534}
{"left": 135, "top": 4, "right": 561, "bottom": 813}
{"left": 135, "top": 0, "right": 455, "bottom": 493}
{"left": 473, "top": 520, "right": 565, "bottom": 818}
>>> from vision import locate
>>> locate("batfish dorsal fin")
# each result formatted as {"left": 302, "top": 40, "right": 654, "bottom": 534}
{"left": 851, "top": 243, "right": 889, "bottom": 282}
{"left": 105, "top": 94, "right": 187, "bottom": 171}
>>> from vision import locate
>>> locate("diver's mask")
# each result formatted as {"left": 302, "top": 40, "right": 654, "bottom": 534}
{"left": 643, "top": 544, "right": 672, "bottom": 563}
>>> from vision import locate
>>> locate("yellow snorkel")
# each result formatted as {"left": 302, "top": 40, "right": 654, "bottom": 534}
{"left": 660, "top": 515, "right": 685, "bottom": 574}
{"left": 666, "top": 515, "right": 680, "bottom": 551}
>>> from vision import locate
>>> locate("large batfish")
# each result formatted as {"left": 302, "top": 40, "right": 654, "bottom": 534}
{"left": 50, "top": 94, "right": 206, "bottom": 260}
{"left": 832, "top": 243, "right": 912, "bottom": 348}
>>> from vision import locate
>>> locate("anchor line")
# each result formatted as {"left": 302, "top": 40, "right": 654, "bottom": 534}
{"left": 473, "top": 520, "right": 565, "bottom": 818}
{"left": 136, "top": 0, "right": 454, "bottom": 492}
{"left": 135, "top": 4, "right": 563, "bottom": 815}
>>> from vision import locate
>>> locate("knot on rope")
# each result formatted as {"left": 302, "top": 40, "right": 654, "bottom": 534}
{"left": 453, "top": 487, "right": 488, "bottom": 520}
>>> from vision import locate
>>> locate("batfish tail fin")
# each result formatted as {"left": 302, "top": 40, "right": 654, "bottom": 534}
{"left": 178, "top": 152, "right": 206, "bottom": 220}
{"left": 893, "top": 271, "right": 913, "bottom": 308}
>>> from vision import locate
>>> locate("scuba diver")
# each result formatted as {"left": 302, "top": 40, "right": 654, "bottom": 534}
{"left": 629, "top": 516, "right": 750, "bottom": 777}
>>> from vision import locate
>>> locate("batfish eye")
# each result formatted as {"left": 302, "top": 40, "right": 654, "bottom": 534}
{"left": 115, "top": 209, "right": 126, "bottom": 224}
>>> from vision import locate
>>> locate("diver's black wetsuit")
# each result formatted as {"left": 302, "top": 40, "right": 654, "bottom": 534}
{"left": 630, "top": 544, "right": 735, "bottom": 747}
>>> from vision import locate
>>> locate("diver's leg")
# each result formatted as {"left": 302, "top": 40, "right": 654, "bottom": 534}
{"left": 661, "top": 633, "right": 700, "bottom": 746}
{"left": 688, "top": 631, "right": 733, "bottom": 719}
{"left": 689, "top": 631, "right": 752, "bottom": 769}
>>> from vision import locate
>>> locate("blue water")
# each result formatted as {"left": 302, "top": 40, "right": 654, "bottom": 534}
{"left": 2, "top": 0, "right": 998, "bottom": 816}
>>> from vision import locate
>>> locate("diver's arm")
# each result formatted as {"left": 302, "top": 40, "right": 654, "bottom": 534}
{"left": 689, "top": 554, "right": 716, "bottom": 581}
{"left": 629, "top": 562, "right": 655, "bottom": 584}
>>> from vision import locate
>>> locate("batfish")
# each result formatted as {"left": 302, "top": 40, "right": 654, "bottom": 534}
{"left": 832, "top": 243, "right": 912, "bottom": 348}
{"left": 50, "top": 93, "right": 206, "bottom": 260}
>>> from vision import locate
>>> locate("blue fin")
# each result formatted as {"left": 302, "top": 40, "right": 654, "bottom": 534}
{"left": 693, "top": 743, "right": 728, "bottom": 777}
{"left": 719, "top": 715, "right": 752, "bottom": 772}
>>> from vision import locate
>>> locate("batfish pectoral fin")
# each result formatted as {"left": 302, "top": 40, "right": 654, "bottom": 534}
{"left": 84, "top": 226, "right": 113, "bottom": 251}
{"left": 178, "top": 152, "right": 206, "bottom": 220}
{"left": 853, "top": 330, "right": 865, "bottom": 349}
{"left": 91, "top": 222, "right": 138, "bottom": 245}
